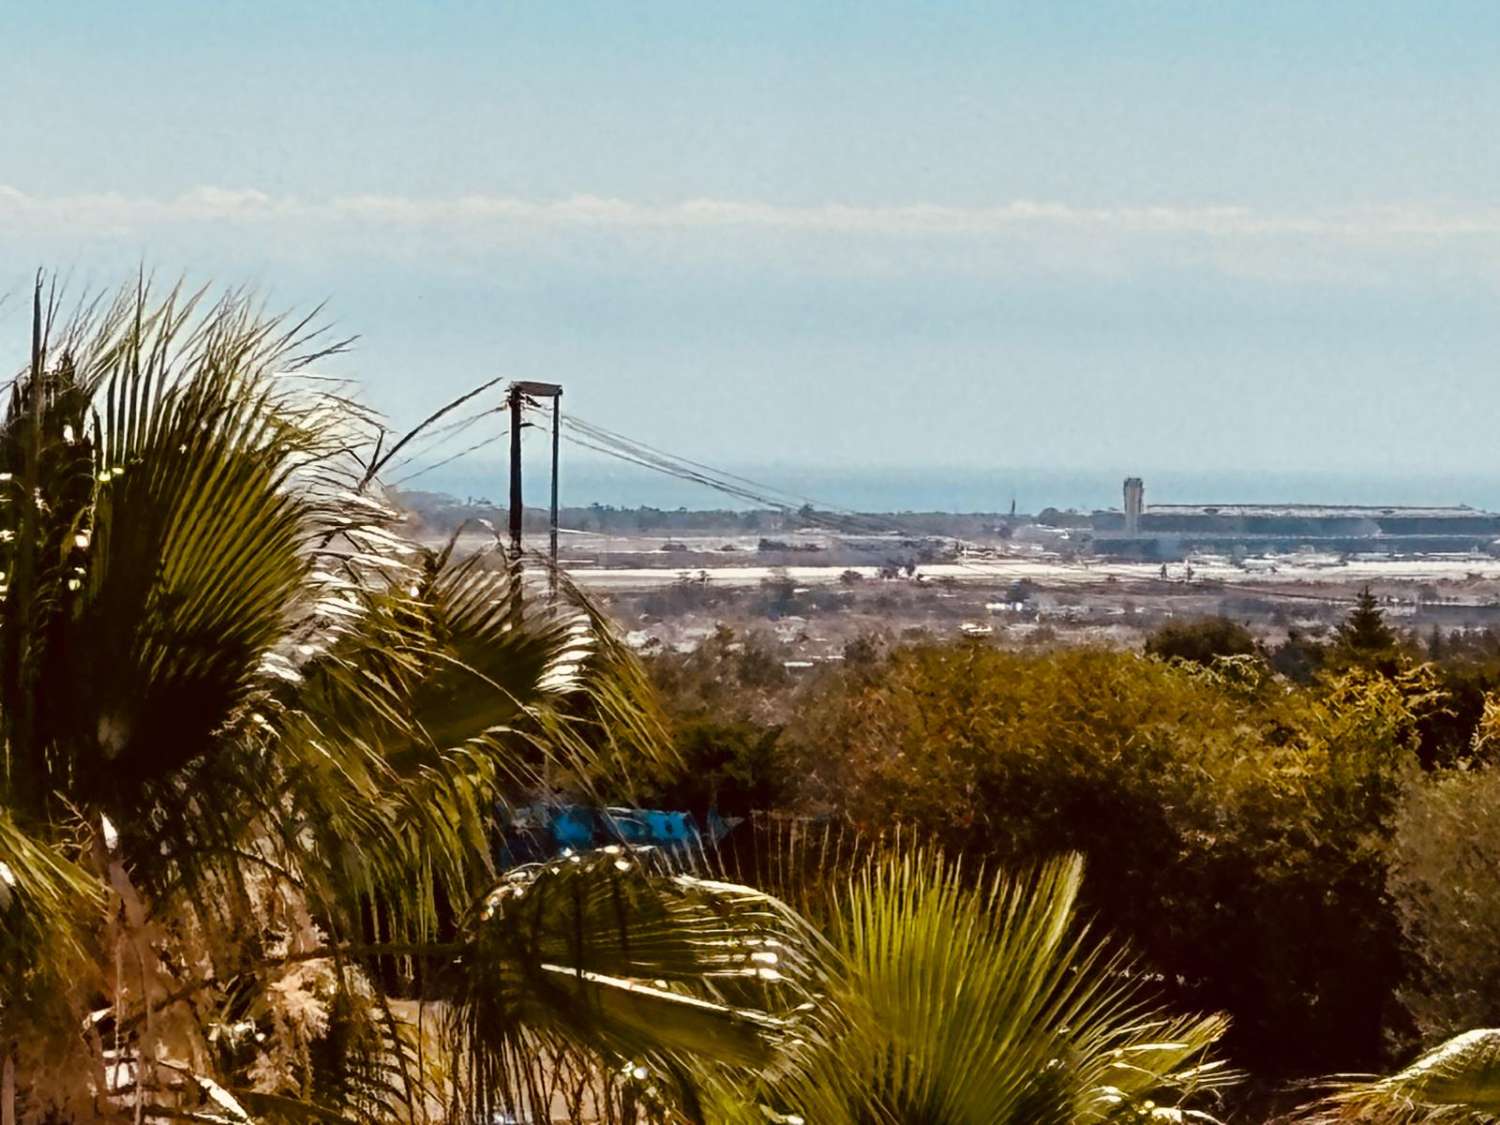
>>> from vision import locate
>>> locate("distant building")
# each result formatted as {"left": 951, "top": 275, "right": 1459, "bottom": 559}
{"left": 1123, "top": 477, "right": 1144, "bottom": 535}
{"left": 1092, "top": 477, "right": 1500, "bottom": 559}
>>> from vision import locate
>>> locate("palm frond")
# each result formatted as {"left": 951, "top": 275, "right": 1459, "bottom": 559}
{"left": 748, "top": 850, "right": 1232, "bottom": 1125}
{"left": 449, "top": 846, "right": 815, "bottom": 1119}
{"left": 0, "top": 810, "right": 100, "bottom": 1004}
{"left": 1295, "top": 1029, "right": 1500, "bottom": 1123}
{"left": 280, "top": 545, "right": 674, "bottom": 949}
{"left": 0, "top": 280, "right": 352, "bottom": 829}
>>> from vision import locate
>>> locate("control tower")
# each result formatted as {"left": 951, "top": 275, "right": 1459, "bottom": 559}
{"left": 1123, "top": 477, "right": 1145, "bottom": 535}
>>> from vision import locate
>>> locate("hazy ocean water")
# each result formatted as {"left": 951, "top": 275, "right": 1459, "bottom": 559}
{"left": 405, "top": 457, "right": 1500, "bottom": 516}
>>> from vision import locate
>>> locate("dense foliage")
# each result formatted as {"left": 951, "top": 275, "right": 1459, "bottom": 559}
{"left": 1143, "top": 615, "right": 1258, "bottom": 665}
{"left": 1387, "top": 742, "right": 1500, "bottom": 1043}
{"left": 646, "top": 605, "right": 1500, "bottom": 1096}
{"left": 788, "top": 645, "right": 1429, "bottom": 1075}
{"left": 639, "top": 626, "right": 796, "bottom": 819}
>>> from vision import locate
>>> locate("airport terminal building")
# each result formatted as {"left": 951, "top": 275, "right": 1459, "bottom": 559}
{"left": 1090, "top": 478, "right": 1500, "bottom": 559}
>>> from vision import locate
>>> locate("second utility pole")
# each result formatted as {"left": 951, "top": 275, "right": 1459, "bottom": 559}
{"left": 548, "top": 388, "right": 561, "bottom": 594}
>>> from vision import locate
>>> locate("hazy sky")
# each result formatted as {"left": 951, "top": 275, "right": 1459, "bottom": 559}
{"left": 4, "top": 1, "right": 1500, "bottom": 487}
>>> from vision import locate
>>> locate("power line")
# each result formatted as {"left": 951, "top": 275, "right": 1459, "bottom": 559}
{"left": 531, "top": 405, "right": 1373, "bottom": 603}
{"left": 550, "top": 411, "right": 1061, "bottom": 582}
{"left": 388, "top": 404, "right": 506, "bottom": 472}
{"left": 560, "top": 431, "right": 916, "bottom": 540}
{"left": 391, "top": 430, "right": 508, "bottom": 488}
{"left": 559, "top": 432, "right": 785, "bottom": 510}
{"left": 564, "top": 414, "right": 822, "bottom": 513}
{"left": 553, "top": 410, "right": 903, "bottom": 536}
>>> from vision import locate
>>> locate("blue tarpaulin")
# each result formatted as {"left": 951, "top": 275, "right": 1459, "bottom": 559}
{"left": 496, "top": 803, "right": 741, "bottom": 865}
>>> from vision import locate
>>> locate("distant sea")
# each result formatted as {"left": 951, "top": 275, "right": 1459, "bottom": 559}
{"left": 409, "top": 457, "right": 1500, "bottom": 516}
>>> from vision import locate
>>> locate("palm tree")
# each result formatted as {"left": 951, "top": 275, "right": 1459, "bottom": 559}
{"left": 0, "top": 278, "right": 812, "bottom": 1123}
{"left": 706, "top": 842, "right": 1233, "bottom": 1124}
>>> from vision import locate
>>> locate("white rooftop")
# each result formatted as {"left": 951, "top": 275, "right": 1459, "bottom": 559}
{"left": 1140, "top": 504, "right": 1487, "bottom": 519}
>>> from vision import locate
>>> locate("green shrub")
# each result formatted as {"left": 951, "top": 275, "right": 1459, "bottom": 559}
{"left": 1144, "top": 615, "right": 1258, "bottom": 666}
{"left": 1388, "top": 743, "right": 1500, "bottom": 1045}
{"left": 787, "top": 643, "right": 1428, "bottom": 1076}
{"left": 642, "top": 716, "right": 788, "bottom": 818}
{"left": 642, "top": 626, "right": 799, "bottom": 817}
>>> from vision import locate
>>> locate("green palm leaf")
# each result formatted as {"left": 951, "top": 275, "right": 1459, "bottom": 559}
{"left": 448, "top": 847, "right": 815, "bottom": 1120}
{"left": 0, "top": 810, "right": 100, "bottom": 1018}
{"left": 278, "top": 543, "right": 674, "bottom": 947}
{"left": 733, "top": 849, "right": 1232, "bottom": 1125}
{"left": 1296, "top": 1029, "right": 1500, "bottom": 1122}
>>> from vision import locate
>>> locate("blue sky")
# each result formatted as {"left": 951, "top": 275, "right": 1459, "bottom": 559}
{"left": 4, "top": 2, "right": 1500, "bottom": 496}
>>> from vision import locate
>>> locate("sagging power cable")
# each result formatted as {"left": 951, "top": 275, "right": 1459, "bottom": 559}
{"left": 391, "top": 430, "right": 509, "bottom": 488}
{"left": 553, "top": 410, "right": 900, "bottom": 536}
{"left": 387, "top": 404, "right": 506, "bottom": 473}
{"left": 545, "top": 407, "right": 1365, "bottom": 598}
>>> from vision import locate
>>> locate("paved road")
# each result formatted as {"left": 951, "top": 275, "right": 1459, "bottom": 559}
{"left": 561, "top": 555, "right": 1500, "bottom": 591}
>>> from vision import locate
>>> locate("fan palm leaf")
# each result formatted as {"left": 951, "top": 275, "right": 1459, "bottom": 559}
{"left": 450, "top": 847, "right": 816, "bottom": 1119}
{"left": 715, "top": 848, "right": 1232, "bottom": 1125}
{"left": 1293, "top": 1029, "right": 1500, "bottom": 1123}
{"left": 0, "top": 810, "right": 100, "bottom": 1030}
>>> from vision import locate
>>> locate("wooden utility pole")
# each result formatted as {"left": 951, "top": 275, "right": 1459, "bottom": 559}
{"left": 507, "top": 384, "right": 524, "bottom": 560}
{"left": 505, "top": 381, "right": 564, "bottom": 577}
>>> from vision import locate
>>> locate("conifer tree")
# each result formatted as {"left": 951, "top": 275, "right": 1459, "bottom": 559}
{"left": 1339, "top": 586, "right": 1398, "bottom": 653}
{"left": 1331, "top": 585, "right": 1402, "bottom": 674}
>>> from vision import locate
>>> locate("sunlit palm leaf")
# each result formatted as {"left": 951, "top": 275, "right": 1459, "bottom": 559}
{"left": 0, "top": 811, "right": 99, "bottom": 1009}
{"left": 1296, "top": 1029, "right": 1500, "bottom": 1122}
{"left": 735, "top": 850, "right": 1231, "bottom": 1125}
{"left": 451, "top": 847, "right": 814, "bottom": 1118}
{"left": 281, "top": 545, "right": 675, "bottom": 948}
{"left": 0, "top": 281, "right": 349, "bottom": 842}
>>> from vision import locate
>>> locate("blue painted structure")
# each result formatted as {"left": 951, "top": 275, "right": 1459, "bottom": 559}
{"left": 496, "top": 803, "right": 741, "bottom": 865}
